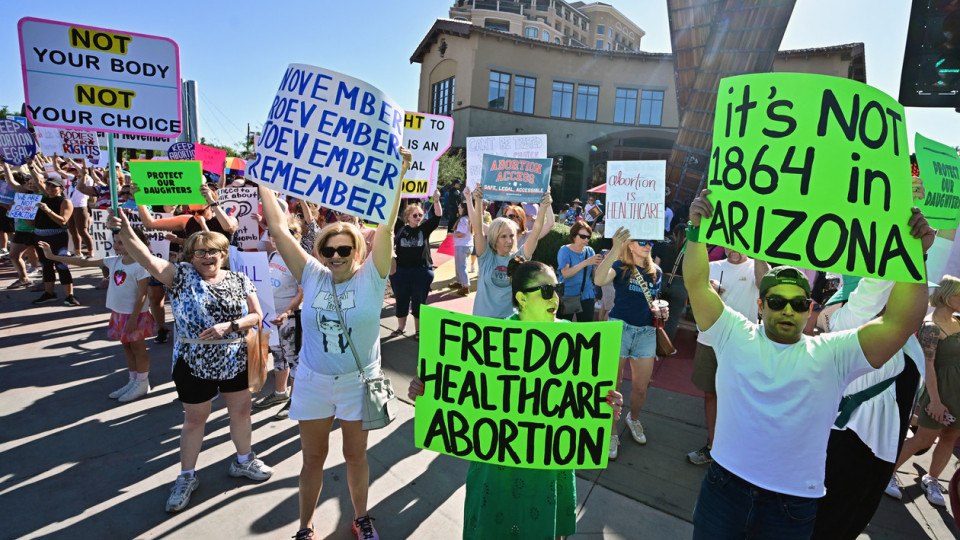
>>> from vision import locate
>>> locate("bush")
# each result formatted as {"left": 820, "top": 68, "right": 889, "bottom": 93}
{"left": 529, "top": 222, "right": 607, "bottom": 271}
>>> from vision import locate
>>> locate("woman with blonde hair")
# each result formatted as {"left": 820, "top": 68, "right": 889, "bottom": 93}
{"left": 259, "top": 149, "right": 412, "bottom": 540}
{"left": 594, "top": 227, "right": 666, "bottom": 459}
{"left": 886, "top": 275, "right": 960, "bottom": 506}
{"left": 390, "top": 190, "right": 442, "bottom": 338}
{"left": 105, "top": 212, "right": 271, "bottom": 514}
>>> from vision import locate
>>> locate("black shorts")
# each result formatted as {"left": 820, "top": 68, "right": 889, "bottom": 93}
{"left": 172, "top": 357, "right": 249, "bottom": 404}
{"left": 0, "top": 207, "right": 13, "bottom": 233}
{"left": 12, "top": 231, "right": 36, "bottom": 245}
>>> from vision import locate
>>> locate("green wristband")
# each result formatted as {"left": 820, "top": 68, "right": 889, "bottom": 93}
{"left": 686, "top": 222, "right": 700, "bottom": 243}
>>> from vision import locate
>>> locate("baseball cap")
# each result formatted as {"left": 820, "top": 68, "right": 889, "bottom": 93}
{"left": 45, "top": 174, "right": 65, "bottom": 188}
{"left": 759, "top": 266, "right": 812, "bottom": 298}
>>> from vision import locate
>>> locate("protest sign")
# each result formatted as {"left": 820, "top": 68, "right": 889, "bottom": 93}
{"left": 11, "top": 116, "right": 28, "bottom": 129}
{"left": 245, "top": 64, "right": 405, "bottom": 224}
{"left": 91, "top": 208, "right": 171, "bottom": 259}
{"left": 167, "top": 141, "right": 194, "bottom": 160}
{"left": 479, "top": 154, "right": 553, "bottom": 203}
{"left": 34, "top": 126, "right": 101, "bottom": 160}
{"left": 915, "top": 133, "right": 960, "bottom": 230}
{"left": 401, "top": 112, "right": 453, "bottom": 198}
{"left": 34, "top": 127, "right": 62, "bottom": 156}
{"left": 18, "top": 17, "right": 181, "bottom": 137}
{"left": 414, "top": 306, "right": 621, "bottom": 469}
{"left": 218, "top": 186, "right": 260, "bottom": 249}
{"left": 604, "top": 160, "right": 666, "bottom": 240}
{"left": 98, "top": 131, "right": 175, "bottom": 151}
{"left": 229, "top": 249, "right": 278, "bottom": 346}
{"left": 9, "top": 193, "right": 42, "bottom": 219}
{"left": 128, "top": 160, "right": 205, "bottom": 206}
{"left": 195, "top": 144, "right": 227, "bottom": 176}
{"left": 0, "top": 118, "right": 37, "bottom": 165}
{"left": 705, "top": 73, "right": 924, "bottom": 283}
{"left": 466, "top": 135, "right": 547, "bottom": 190}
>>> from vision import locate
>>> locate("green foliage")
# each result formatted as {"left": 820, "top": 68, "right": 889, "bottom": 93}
{"left": 530, "top": 222, "right": 608, "bottom": 273}
{"left": 436, "top": 148, "right": 465, "bottom": 189}
{"left": 0, "top": 106, "right": 10, "bottom": 119}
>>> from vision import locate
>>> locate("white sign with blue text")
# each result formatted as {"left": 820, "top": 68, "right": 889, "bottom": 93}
{"left": 245, "top": 64, "right": 405, "bottom": 225}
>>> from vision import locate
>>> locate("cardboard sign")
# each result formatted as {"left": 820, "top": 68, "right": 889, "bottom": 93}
{"left": 18, "top": 17, "right": 181, "bottom": 137}
{"left": 9, "top": 193, "right": 42, "bottom": 219}
{"left": 195, "top": 143, "right": 227, "bottom": 176}
{"left": 129, "top": 160, "right": 205, "bottom": 205}
{"left": 706, "top": 73, "right": 924, "bottom": 283}
{"left": 245, "top": 64, "right": 404, "bottom": 224}
{"left": 480, "top": 154, "right": 553, "bottom": 203}
{"left": 604, "top": 160, "right": 666, "bottom": 240}
{"left": 167, "top": 141, "right": 194, "bottom": 160}
{"left": 414, "top": 306, "right": 621, "bottom": 469}
{"left": 0, "top": 119, "right": 37, "bottom": 165}
{"left": 35, "top": 126, "right": 101, "bottom": 160}
{"left": 915, "top": 133, "right": 960, "bottom": 230}
{"left": 466, "top": 135, "right": 547, "bottom": 190}
{"left": 91, "top": 208, "right": 170, "bottom": 259}
{"left": 401, "top": 112, "right": 453, "bottom": 198}
{"left": 217, "top": 186, "right": 259, "bottom": 249}
{"left": 228, "top": 249, "right": 278, "bottom": 346}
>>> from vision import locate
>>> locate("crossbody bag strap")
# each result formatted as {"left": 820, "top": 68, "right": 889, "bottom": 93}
{"left": 576, "top": 250, "right": 588, "bottom": 295}
{"left": 329, "top": 276, "right": 368, "bottom": 382}
{"left": 666, "top": 240, "right": 685, "bottom": 287}
{"left": 635, "top": 268, "right": 657, "bottom": 311}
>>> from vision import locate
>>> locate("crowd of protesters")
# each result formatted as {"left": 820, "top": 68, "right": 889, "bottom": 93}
{"left": 2, "top": 145, "right": 957, "bottom": 540}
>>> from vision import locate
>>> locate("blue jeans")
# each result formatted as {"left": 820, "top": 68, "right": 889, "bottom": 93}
{"left": 693, "top": 462, "right": 818, "bottom": 540}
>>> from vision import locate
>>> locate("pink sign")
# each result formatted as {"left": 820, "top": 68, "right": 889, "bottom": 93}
{"left": 194, "top": 144, "right": 227, "bottom": 176}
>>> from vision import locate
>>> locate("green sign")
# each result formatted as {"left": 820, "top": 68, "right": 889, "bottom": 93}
{"left": 414, "top": 306, "right": 621, "bottom": 470}
{"left": 706, "top": 73, "right": 925, "bottom": 283}
{"left": 129, "top": 160, "right": 206, "bottom": 206}
{"left": 915, "top": 133, "right": 960, "bottom": 230}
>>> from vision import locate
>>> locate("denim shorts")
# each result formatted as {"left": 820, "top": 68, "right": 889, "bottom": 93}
{"left": 609, "top": 317, "right": 656, "bottom": 358}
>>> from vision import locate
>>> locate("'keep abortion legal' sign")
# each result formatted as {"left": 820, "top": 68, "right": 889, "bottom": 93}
{"left": 18, "top": 17, "right": 181, "bottom": 137}
{"left": 415, "top": 306, "right": 621, "bottom": 469}
{"left": 0, "top": 119, "right": 37, "bottom": 165}
{"left": 245, "top": 64, "right": 405, "bottom": 224}
{"left": 128, "top": 160, "right": 205, "bottom": 206}
{"left": 401, "top": 112, "right": 453, "bottom": 198}
{"left": 705, "top": 73, "right": 925, "bottom": 283}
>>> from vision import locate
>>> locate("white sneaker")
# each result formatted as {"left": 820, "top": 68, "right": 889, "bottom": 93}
{"left": 228, "top": 452, "right": 273, "bottom": 481}
{"left": 922, "top": 474, "right": 946, "bottom": 507}
{"left": 165, "top": 473, "right": 199, "bottom": 513}
{"left": 626, "top": 413, "right": 646, "bottom": 444}
{"left": 108, "top": 377, "right": 136, "bottom": 399}
{"left": 608, "top": 434, "right": 619, "bottom": 461}
{"left": 118, "top": 378, "right": 150, "bottom": 402}
{"left": 884, "top": 475, "right": 902, "bottom": 500}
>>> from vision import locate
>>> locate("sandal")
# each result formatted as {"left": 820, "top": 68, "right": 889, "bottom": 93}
{"left": 411, "top": 332, "right": 420, "bottom": 341}
{"left": 389, "top": 329, "right": 406, "bottom": 338}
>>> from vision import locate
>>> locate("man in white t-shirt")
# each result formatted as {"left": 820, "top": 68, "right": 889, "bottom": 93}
{"left": 683, "top": 189, "right": 930, "bottom": 539}
{"left": 686, "top": 248, "right": 767, "bottom": 465}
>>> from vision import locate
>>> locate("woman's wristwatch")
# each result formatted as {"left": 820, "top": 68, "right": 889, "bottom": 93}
{"left": 230, "top": 320, "right": 239, "bottom": 333}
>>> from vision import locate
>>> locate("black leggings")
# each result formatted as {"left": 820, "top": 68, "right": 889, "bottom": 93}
{"left": 36, "top": 232, "right": 73, "bottom": 285}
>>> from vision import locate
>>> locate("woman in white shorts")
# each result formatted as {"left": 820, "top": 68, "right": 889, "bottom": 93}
{"left": 258, "top": 148, "right": 411, "bottom": 540}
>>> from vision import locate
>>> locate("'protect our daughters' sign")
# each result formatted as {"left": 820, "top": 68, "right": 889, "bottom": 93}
{"left": 129, "top": 160, "right": 205, "bottom": 206}
{"left": 705, "top": 73, "right": 925, "bottom": 283}
{"left": 415, "top": 306, "right": 621, "bottom": 469}
{"left": 480, "top": 154, "right": 553, "bottom": 203}
{"left": 18, "top": 17, "right": 181, "bottom": 137}
{"left": 401, "top": 112, "right": 453, "bottom": 199}
{"left": 915, "top": 133, "right": 960, "bottom": 230}
{"left": 245, "top": 64, "right": 405, "bottom": 224}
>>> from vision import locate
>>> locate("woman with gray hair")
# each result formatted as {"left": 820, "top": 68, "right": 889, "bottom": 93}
{"left": 466, "top": 185, "right": 552, "bottom": 319}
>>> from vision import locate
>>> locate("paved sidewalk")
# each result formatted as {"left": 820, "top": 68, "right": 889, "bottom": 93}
{"left": 1, "top": 247, "right": 957, "bottom": 539}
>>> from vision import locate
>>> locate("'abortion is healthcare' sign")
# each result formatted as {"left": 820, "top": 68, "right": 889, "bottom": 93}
{"left": 246, "top": 64, "right": 405, "bottom": 224}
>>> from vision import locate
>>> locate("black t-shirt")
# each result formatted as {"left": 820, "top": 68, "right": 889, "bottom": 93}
{"left": 652, "top": 238, "right": 683, "bottom": 276}
{"left": 35, "top": 195, "right": 67, "bottom": 230}
{"left": 186, "top": 216, "right": 234, "bottom": 244}
{"left": 394, "top": 214, "right": 441, "bottom": 268}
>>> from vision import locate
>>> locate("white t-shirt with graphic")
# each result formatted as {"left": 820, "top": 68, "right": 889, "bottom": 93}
{"left": 269, "top": 251, "right": 300, "bottom": 310}
{"left": 103, "top": 256, "right": 151, "bottom": 314}
{"left": 704, "top": 306, "right": 873, "bottom": 497}
{"left": 299, "top": 256, "right": 386, "bottom": 376}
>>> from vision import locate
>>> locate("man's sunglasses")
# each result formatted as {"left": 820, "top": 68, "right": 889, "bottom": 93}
{"left": 319, "top": 245, "right": 353, "bottom": 258}
{"left": 764, "top": 296, "right": 812, "bottom": 312}
{"left": 520, "top": 283, "right": 557, "bottom": 300}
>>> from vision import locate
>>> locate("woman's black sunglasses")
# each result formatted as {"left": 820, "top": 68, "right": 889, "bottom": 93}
{"left": 764, "top": 296, "right": 812, "bottom": 312}
{"left": 319, "top": 245, "right": 353, "bottom": 258}
{"left": 520, "top": 284, "right": 557, "bottom": 300}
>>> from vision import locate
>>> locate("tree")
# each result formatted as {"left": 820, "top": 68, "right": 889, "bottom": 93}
{"left": 436, "top": 148, "right": 465, "bottom": 189}
{"left": 0, "top": 106, "right": 10, "bottom": 119}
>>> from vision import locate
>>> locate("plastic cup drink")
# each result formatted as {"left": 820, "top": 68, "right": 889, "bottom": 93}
{"left": 652, "top": 299, "right": 668, "bottom": 320}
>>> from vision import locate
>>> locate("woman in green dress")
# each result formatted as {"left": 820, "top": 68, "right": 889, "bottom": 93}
{"left": 409, "top": 258, "right": 623, "bottom": 539}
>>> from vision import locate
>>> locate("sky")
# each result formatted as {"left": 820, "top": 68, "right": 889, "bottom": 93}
{"left": 4, "top": 0, "right": 958, "bottom": 152}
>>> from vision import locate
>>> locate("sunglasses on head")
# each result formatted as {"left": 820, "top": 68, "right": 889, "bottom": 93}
{"left": 764, "top": 296, "right": 812, "bottom": 312}
{"left": 576, "top": 233, "right": 590, "bottom": 240}
{"left": 521, "top": 283, "right": 557, "bottom": 300}
{"left": 193, "top": 248, "right": 222, "bottom": 257}
{"left": 319, "top": 245, "right": 353, "bottom": 258}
